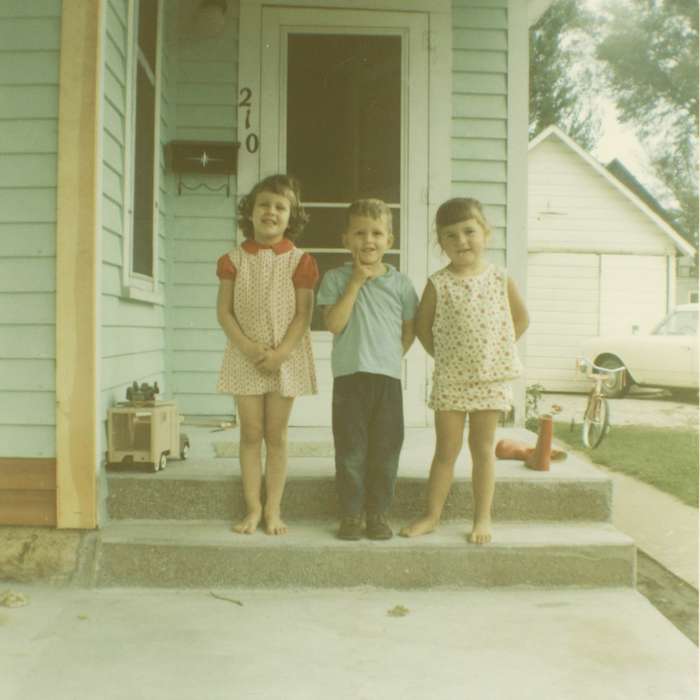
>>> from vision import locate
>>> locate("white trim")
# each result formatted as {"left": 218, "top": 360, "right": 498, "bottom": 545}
{"left": 241, "top": 3, "right": 448, "bottom": 427}
{"left": 507, "top": 0, "right": 529, "bottom": 424}
{"left": 122, "top": 0, "right": 136, "bottom": 284}
{"left": 238, "top": 0, "right": 451, "bottom": 200}
{"left": 528, "top": 0, "right": 555, "bottom": 26}
{"left": 530, "top": 125, "right": 697, "bottom": 258}
{"left": 667, "top": 255, "right": 676, "bottom": 311}
{"left": 152, "top": 0, "right": 164, "bottom": 288}
{"left": 95, "top": 0, "right": 106, "bottom": 475}
{"left": 121, "top": 284, "right": 165, "bottom": 305}
{"left": 529, "top": 246, "right": 681, "bottom": 256}
{"left": 427, "top": 8, "right": 451, "bottom": 240}
{"left": 240, "top": 0, "right": 449, "bottom": 10}
{"left": 121, "top": 0, "right": 164, "bottom": 299}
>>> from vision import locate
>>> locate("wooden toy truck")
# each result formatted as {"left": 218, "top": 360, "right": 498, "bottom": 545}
{"left": 107, "top": 400, "right": 190, "bottom": 472}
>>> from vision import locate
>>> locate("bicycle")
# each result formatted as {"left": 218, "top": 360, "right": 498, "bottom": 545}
{"left": 575, "top": 358, "right": 628, "bottom": 448}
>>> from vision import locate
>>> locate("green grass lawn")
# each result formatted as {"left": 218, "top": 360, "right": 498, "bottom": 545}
{"left": 553, "top": 422, "right": 699, "bottom": 508}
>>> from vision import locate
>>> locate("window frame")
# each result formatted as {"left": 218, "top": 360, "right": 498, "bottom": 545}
{"left": 122, "top": 0, "right": 164, "bottom": 303}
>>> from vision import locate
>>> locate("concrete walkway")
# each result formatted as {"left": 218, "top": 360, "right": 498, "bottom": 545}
{"left": 546, "top": 391, "right": 698, "bottom": 589}
{"left": 606, "top": 469, "right": 698, "bottom": 588}
{"left": 1, "top": 585, "right": 697, "bottom": 700}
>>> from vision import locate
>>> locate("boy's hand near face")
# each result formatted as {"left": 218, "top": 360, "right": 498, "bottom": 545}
{"left": 349, "top": 249, "right": 377, "bottom": 286}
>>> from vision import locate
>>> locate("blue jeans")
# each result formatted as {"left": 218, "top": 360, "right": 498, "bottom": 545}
{"left": 332, "top": 372, "right": 404, "bottom": 517}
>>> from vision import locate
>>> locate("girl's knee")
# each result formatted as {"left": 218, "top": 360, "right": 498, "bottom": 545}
{"left": 434, "top": 441, "right": 462, "bottom": 466}
{"left": 468, "top": 437, "right": 494, "bottom": 466}
{"left": 264, "top": 425, "right": 288, "bottom": 451}
{"left": 240, "top": 421, "right": 264, "bottom": 446}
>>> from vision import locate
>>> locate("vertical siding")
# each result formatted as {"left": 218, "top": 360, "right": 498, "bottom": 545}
{"left": 99, "top": 0, "right": 173, "bottom": 431}
{"left": 170, "top": 1, "right": 239, "bottom": 416}
{"left": 0, "top": 1, "right": 60, "bottom": 457}
{"left": 451, "top": 0, "right": 507, "bottom": 267}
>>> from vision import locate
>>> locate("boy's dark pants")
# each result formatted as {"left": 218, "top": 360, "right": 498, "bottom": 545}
{"left": 332, "top": 372, "right": 404, "bottom": 517}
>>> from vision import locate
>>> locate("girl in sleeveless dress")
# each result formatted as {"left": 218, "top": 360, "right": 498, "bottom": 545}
{"left": 216, "top": 175, "right": 318, "bottom": 535}
{"left": 400, "top": 198, "right": 529, "bottom": 544}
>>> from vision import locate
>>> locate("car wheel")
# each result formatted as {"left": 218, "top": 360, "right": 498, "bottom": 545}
{"left": 597, "top": 355, "right": 630, "bottom": 398}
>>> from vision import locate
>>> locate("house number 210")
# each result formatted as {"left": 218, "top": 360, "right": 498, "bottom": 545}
{"left": 239, "top": 87, "right": 259, "bottom": 154}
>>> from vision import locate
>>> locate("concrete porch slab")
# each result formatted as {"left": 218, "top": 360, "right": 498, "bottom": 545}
{"left": 179, "top": 425, "right": 574, "bottom": 475}
{"left": 0, "top": 585, "right": 695, "bottom": 700}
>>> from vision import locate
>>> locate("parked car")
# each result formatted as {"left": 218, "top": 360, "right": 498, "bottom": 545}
{"left": 580, "top": 304, "right": 698, "bottom": 397}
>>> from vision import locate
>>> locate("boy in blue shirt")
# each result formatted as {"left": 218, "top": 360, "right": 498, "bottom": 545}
{"left": 317, "top": 199, "right": 418, "bottom": 540}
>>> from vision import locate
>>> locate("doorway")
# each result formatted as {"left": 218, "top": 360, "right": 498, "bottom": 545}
{"left": 240, "top": 6, "right": 434, "bottom": 426}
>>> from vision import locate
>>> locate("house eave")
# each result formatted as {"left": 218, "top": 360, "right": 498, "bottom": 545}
{"left": 528, "top": 0, "right": 555, "bottom": 26}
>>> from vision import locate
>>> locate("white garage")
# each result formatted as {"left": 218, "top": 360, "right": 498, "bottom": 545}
{"left": 526, "top": 126, "right": 695, "bottom": 392}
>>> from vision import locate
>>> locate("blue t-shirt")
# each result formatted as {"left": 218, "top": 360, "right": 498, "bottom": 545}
{"left": 316, "top": 263, "right": 419, "bottom": 380}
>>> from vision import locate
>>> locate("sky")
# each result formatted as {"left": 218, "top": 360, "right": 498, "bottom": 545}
{"left": 592, "top": 103, "right": 645, "bottom": 167}
{"left": 578, "top": 0, "right": 675, "bottom": 208}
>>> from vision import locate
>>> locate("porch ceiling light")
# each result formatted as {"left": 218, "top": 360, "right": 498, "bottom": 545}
{"left": 194, "top": 0, "right": 228, "bottom": 38}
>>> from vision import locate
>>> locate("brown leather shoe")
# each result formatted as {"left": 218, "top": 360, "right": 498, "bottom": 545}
{"left": 337, "top": 515, "right": 363, "bottom": 541}
{"left": 366, "top": 513, "right": 393, "bottom": 540}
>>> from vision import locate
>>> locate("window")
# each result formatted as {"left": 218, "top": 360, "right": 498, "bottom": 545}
{"left": 690, "top": 291, "right": 698, "bottom": 303}
{"left": 654, "top": 310, "right": 698, "bottom": 336}
{"left": 125, "top": 0, "right": 161, "bottom": 294}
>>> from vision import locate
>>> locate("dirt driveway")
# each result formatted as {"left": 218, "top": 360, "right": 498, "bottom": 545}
{"left": 542, "top": 388, "right": 698, "bottom": 429}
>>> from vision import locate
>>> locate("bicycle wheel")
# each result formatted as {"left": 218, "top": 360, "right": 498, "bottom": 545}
{"left": 581, "top": 393, "right": 610, "bottom": 448}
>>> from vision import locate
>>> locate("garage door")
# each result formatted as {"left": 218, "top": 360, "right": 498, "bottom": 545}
{"left": 526, "top": 253, "right": 599, "bottom": 392}
{"left": 526, "top": 253, "right": 669, "bottom": 393}
{"left": 599, "top": 255, "right": 667, "bottom": 335}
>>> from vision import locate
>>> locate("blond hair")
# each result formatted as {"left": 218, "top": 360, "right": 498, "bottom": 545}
{"left": 346, "top": 198, "right": 393, "bottom": 234}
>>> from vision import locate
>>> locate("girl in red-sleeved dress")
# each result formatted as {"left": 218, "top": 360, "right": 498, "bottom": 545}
{"left": 216, "top": 174, "right": 318, "bottom": 536}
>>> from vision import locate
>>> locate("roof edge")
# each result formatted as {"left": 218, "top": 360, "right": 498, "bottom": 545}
{"left": 528, "top": 126, "right": 697, "bottom": 257}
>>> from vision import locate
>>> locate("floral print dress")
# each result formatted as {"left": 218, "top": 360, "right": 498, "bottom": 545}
{"left": 429, "top": 264, "right": 522, "bottom": 413}
{"left": 216, "top": 239, "right": 318, "bottom": 397}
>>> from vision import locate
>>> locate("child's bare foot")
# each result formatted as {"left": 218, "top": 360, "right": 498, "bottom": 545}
{"left": 468, "top": 520, "right": 492, "bottom": 545}
{"left": 264, "top": 512, "right": 288, "bottom": 535}
{"left": 232, "top": 510, "right": 261, "bottom": 534}
{"left": 399, "top": 516, "right": 439, "bottom": 538}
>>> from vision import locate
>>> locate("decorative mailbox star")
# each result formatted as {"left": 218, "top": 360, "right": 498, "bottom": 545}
{"left": 185, "top": 150, "right": 224, "bottom": 168}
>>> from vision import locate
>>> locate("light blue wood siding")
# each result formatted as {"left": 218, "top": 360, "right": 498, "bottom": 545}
{"left": 0, "top": 1, "right": 60, "bottom": 457}
{"left": 170, "top": 3, "right": 239, "bottom": 417}
{"left": 166, "top": 1, "right": 513, "bottom": 415}
{"left": 99, "top": 0, "right": 175, "bottom": 438}
{"left": 452, "top": 0, "right": 507, "bottom": 266}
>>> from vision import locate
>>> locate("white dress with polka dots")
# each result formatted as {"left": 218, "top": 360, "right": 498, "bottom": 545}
{"left": 217, "top": 246, "right": 317, "bottom": 397}
{"left": 429, "top": 264, "right": 521, "bottom": 413}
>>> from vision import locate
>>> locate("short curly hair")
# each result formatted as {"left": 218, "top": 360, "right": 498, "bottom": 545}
{"left": 237, "top": 174, "right": 309, "bottom": 241}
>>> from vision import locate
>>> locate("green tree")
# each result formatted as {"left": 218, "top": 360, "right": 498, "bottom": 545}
{"left": 596, "top": 0, "right": 698, "bottom": 244}
{"left": 529, "top": 0, "right": 601, "bottom": 150}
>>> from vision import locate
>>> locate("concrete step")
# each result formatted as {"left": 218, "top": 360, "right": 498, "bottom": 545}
{"left": 94, "top": 519, "right": 635, "bottom": 589}
{"left": 107, "top": 455, "right": 612, "bottom": 523}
